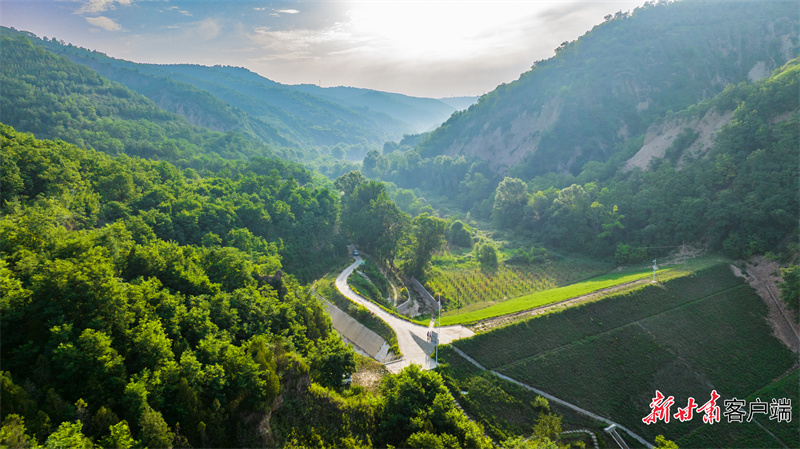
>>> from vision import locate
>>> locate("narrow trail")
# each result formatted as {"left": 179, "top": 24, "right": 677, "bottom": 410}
{"left": 335, "top": 255, "right": 474, "bottom": 373}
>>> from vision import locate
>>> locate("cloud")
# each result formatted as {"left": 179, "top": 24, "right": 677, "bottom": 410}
{"left": 85, "top": 15, "right": 123, "bottom": 31}
{"left": 269, "top": 8, "right": 300, "bottom": 17}
{"left": 77, "top": 0, "right": 133, "bottom": 14}
{"left": 166, "top": 5, "right": 192, "bottom": 16}
{"left": 198, "top": 18, "right": 221, "bottom": 40}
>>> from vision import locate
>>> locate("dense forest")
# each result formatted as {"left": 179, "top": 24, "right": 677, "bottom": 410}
{"left": 0, "top": 35, "right": 289, "bottom": 165}
{"left": 0, "top": 125, "right": 488, "bottom": 448}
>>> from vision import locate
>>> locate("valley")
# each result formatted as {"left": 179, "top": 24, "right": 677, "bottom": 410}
{"left": 1, "top": 0, "right": 798, "bottom": 448}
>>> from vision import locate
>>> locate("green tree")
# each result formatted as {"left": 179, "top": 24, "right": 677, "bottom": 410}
{"left": 446, "top": 220, "right": 472, "bottom": 248}
{"left": 334, "top": 171, "right": 367, "bottom": 196}
{"left": 476, "top": 243, "right": 498, "bottom": 269}
{"left": 531, "top": 413, "right": 562, "bottom": 443}
{"left": 44, "top": 421, "right": 93, "bottom": 449}
{"left": 406, "top": 431, "right": 445, "bottom": 449}
{"left": 654, "top": 435, "right": 679, "bottom": 449}
{"left": 378, "top": 365, "right": 491, "bottom": 449}
{"left": 399, "top": 213, "right": 448, "bottom": 277}
{"left": 138, "top": 407, "right": 174, "bottom": 449}
{"left": 308, "top": 335, "right": 356, "bottom": 391}
{"left": 100, "top": 421, "right": 138, "bottom": 449}
{"left": 492, "top": 177, "right": 529, "bottom": 229}
{"left": 0, "top": 415, "right": 40, "bottom": 449}
{"left": 779, "top": 265, "right": 799, "bottom": 313}
{"left": 341, "top": 181, "right": 409, "bottom": 264}
{"left": 51, "top": 328, "right": 126, "bottom": 405}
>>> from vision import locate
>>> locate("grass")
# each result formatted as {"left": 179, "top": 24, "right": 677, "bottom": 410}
{"left": 360, "top": 258, "right": 391, "bottom": 299}
{"left": 438, "top": 256, "right": 723, "bottom": 326}
{"left": 452, "top": 261, "right": 797, "bottom": 445}
{"left": 439, "top": 267, "right": 656, "bottom": 325}
{"left": 348, "top": 270, "right": 385, "bottom": 304}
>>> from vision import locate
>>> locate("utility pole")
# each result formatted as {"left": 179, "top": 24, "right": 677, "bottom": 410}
{"left": 436, "top": 293, "right": 441, "bottom": 364}
{"left": 682, "top": 243, "right": 687, "bottom": 270}
{"left": 652, "top": 259, "right": 658, "bottom": 282}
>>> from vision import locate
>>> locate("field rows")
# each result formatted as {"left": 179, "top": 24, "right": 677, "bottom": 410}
{"left": 453, "top": 264, "right": 744, "bottom": 367}
{"left": 439, "top": 266, "right": 677, "bottom": 326}
{"left": 428, "top": 259, "right": 609, "bottom": 310}
{"left": 452, "top": 264, "right": 797, "bottom": 445}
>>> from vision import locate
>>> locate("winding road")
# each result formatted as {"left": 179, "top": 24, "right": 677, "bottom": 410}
{"left": 335, "top": 254, "right": 474, "bottom": 373}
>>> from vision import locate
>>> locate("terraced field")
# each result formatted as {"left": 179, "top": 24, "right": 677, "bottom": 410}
{"left": 445, "top": 263, "right": 799, "bottom": 447}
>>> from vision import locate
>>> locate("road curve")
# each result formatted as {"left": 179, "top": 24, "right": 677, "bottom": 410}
{"left": 335, "top": 255, "right": 474, "bottom": 373}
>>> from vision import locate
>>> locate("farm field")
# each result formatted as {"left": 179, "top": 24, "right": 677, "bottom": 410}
{"left": 678, "top": 369, "right": 799, "bottom": 448}
{"left": 436, "top": 256, "right": 724, "bottom": 326}
{"left": 449, "top": 262, "right": 798, "bottom": 446}
{"left": 436, "top": 345, "right": 613, "bottom": 445}
{"left": 427, "top": 256, "right": 611, "bottom": 310}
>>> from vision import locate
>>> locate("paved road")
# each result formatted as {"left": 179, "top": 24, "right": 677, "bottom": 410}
{"left": 335, "top": 255, "right": 474, "bottom": 373}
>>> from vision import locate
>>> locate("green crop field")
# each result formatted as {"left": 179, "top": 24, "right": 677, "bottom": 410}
{"left": 453, "top": 263, "right": 744, "bottom": 368}
{"left": 678, "top": 369, "right": 799, "bottom": 448}
{"left": 436, "top": 345, "right": 613, "bottom": 445}
{"left": 428, "top": 257, "right": 610, "bottom": 309}
{"left": 437, "top": 260, "right": 695, "bottom": 326}
{"left": 449, "top": 262, "right": 798, "bottom": 446}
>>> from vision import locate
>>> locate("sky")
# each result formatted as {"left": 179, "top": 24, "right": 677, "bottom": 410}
{"left": 1, "top": 0, "right": 648, "bottom": 98}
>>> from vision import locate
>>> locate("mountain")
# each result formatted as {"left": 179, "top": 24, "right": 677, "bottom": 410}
{"left": 1, "top": 26, "right": 463, "bottom": 157}
{"left": 291, "top": 83, "right": 465, "bottom": 133}
{"left": 0, "top": 34, "right": 287, "bottom": 164}
{"left": 414, "top": 0, "right": 800, "bottom": 176}
{"left": 437, "top": 96, "right": 480, "bottom": 112}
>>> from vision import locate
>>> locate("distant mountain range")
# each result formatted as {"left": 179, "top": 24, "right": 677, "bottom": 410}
{"left": 1, "top": 26, "right": 476, "bottom": 160}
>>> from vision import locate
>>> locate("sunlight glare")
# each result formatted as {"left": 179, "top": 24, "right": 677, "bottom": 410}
{"left": 345, "top": 1, "right": 551, "bottom": 61}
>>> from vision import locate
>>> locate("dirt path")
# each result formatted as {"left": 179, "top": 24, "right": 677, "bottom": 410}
{"left": 732, "top": 258, "right": 800, "bottom": 353}
{"left": 470, "top": 278, "right": 653, "bottom": 332}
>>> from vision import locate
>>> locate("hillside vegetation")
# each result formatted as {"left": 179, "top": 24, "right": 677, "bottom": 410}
{"left": 417, "top": 0, "right": 799, "bottom": 175}
{"left": 449, "top": 263, "right": 798, "bottom": 446}
{"left": 1, "top": 1, "right": 798, "bottom": 447}
{"left": 0, "top": 125, "right": 494, "bottom": 448}
{"left": 0, "top": 35, "right": 282, "bottom": 165}
{"left": 1, "top": 26, "right": 466, "bottom": 163}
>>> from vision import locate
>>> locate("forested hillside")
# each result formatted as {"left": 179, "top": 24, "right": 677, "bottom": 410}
{"left": 1, "top": 1, "right": 797, "bottom": 447}
{"left": 0, "top": 26, "right": 465, "bottom": 163}
{"left": 0, "top": 35, "right": 291, "bottom": 165}
{"left": 490, "top": 59, "right": 800, "bottom": 260}
{"left": 415, "top": 0, "right": 799, "bottom": 176}
{"left": 365, "top": 3, "right": 799, "bottom": 263}
{"left": 0, "top": 125, "right": 492, "bottom": 448}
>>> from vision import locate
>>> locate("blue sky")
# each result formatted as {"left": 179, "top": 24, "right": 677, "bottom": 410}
{"left": 1, "top": 0, "right": 648, "bottom": 97}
